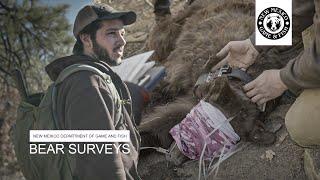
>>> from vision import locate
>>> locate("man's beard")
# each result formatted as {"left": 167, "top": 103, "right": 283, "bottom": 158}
{"left": 92, "top": 39, "right": 121, "bottom": 66}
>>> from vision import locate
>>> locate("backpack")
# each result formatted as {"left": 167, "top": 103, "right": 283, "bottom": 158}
{"left": 13, "top": 64, "right": 121, "bottom": 180}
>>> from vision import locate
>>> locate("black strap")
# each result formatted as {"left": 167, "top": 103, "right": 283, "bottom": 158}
{"left": 226, "top": 68, "right": 253, "bottom": 84}
{"left": 79, "top": 61, "right": 135, "bottom": 124}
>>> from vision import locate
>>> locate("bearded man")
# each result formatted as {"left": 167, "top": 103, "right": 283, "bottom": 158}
{"left": 44, "top": 4, "right": 141, "bottom": 180}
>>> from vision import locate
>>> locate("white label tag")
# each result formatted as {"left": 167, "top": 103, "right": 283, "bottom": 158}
{"left": 29, "top": 130, "right": 130, "bottom": 142}
{"left": 255, "top": 0, "right": 292, "bottom": 46}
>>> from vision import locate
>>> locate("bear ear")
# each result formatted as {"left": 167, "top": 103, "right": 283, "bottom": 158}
{"left": 267, "top": 15, "right": 271, "bottom": 19}
{"left": 277, "top": 15, "right": 280, "bottom": 19}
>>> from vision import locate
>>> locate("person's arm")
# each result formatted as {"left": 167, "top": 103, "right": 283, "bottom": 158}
{"left": 243, "top": 11, "right": 320, "bottom": 105}
{"left": 251, "top": 0, "right": 315, "bottom": 52}
{"left": 214, "top": 0, "right": 315, "bottom": 71}
{"left": 65, "top": 72, "right": 126, "bottom": 180}
{"left": 280, "top": 15, "right": 320, "bottom": 94}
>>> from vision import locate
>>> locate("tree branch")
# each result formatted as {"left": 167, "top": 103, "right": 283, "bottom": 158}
{"left": 19, "top": 33, "right": 30, "bottom": 61}
{"left": 0, "top": 31, "right": 9, "bottom": 56}
{"left": 0, "top": 65, "right": 12, "bottom": 76}
{"left": 0, "top": 1, "right": 12, "bottom": 12}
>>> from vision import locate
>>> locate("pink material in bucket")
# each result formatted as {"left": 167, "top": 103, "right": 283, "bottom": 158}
{"left": 169, "top": 101, "right": 240, "bottom": 160}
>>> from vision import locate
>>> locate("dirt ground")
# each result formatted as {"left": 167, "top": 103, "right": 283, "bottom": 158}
{"left": 137, "top": 102, "right": 307, "bottom": 180}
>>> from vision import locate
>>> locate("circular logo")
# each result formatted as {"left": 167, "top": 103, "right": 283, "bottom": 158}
{"left": 257, "top": 7, "right": 290, "bottom": 40}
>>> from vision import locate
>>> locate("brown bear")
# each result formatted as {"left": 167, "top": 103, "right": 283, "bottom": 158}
{"left": 139, "top": 0, "right": 303, "bottom": 157}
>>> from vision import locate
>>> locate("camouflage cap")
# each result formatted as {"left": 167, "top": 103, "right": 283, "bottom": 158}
{"left": 73, "top": 4, "right": 136, "bottom": 37}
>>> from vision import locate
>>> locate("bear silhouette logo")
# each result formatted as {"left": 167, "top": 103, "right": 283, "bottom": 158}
{"left": 257, "top": 7, "right": 290, "bottom": 40}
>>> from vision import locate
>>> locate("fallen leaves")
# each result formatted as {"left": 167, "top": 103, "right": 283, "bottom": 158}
{"left": 261, "top": 150, "right": 276, "bottom": 161}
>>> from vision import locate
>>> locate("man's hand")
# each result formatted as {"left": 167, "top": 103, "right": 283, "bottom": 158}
{"left": 243, "top": 70, "right": 288, "bottom": 105}
{"left": 212, "top": 39, "right": 259, "bottom": 72}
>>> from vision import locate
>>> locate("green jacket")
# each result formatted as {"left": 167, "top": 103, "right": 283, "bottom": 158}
{"left": 45, "top": 54, "right": 141, "bottom": 180}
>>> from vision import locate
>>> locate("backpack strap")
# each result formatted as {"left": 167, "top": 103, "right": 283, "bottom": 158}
{"left": 94, "top": 61, "right": 135, "bottom": 124}
{"left": 51, "top": 64, "right": 116, "bottom": 130}
{"left": 83, "top": 61, "right": 136, "bottom": 126}
{"left": 54, "top": 64, "right": 111, "bottom": 85}
{"left": 51, "top": 64, "right": 120, "bottom": 179}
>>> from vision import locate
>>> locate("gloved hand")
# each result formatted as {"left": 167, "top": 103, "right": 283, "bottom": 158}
{"left": 212, "top": 39, "right": 259, "bottom": 72}
{"left": 243, "top": 70, "right": 288, "bottom": 105}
